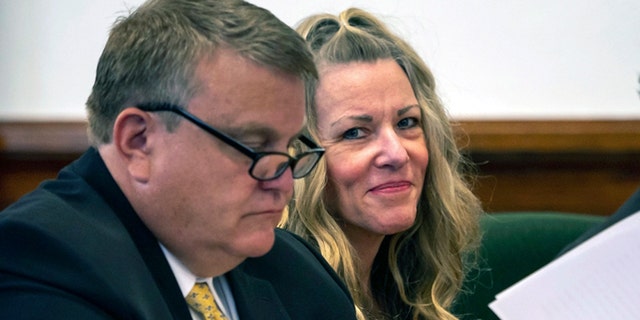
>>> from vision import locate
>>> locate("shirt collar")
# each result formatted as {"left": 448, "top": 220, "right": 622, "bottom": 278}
{"left": 159, "top": 243, "right": 212, "bottom": 298}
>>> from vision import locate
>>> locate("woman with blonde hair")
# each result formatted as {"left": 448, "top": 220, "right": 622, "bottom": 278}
{"left": 281, "top": 8, "right": 483, "bottom": 320}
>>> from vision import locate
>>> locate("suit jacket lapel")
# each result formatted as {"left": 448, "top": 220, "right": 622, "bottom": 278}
{"left": 227, "top": 267, "right": 291, "bottom": 320}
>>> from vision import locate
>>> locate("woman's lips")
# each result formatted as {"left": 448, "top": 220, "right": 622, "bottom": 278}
{"left": 369, "top": 181, "right": 412, "bottom": 193}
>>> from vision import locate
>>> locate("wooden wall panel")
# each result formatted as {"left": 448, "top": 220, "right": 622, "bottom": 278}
{"left": 0, "top": 121, "right": 88, "bottom": 209}
{"left": 2, "top": 120, "right": 640, "bottom": 215}
{"left": 453, "top": 120, "right": 640, "bottom": 215}
{"left": 468, "top": 153, "right": 640, "bottom": 215}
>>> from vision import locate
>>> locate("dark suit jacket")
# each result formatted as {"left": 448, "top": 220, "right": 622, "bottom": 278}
{"left": 0, "top": 148, "right": 355, "bottom": 319}
{"left": 558, "top": 186, "right": 640, "bottom": 256}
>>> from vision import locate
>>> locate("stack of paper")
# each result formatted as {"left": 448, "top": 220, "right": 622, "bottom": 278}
{"left": 488, "top": 211, "right": 640, "bottom": 320}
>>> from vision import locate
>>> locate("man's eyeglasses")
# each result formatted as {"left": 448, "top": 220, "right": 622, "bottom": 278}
{"left": 137, "top": 103, "right": 324, "bottom": 181}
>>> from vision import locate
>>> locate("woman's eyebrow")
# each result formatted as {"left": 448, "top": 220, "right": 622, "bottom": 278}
{"left": 330, "top": 114, "right": 373, "bottom": 128}
{"left": 398, "top": 104, "right": 421, "bottom": 116}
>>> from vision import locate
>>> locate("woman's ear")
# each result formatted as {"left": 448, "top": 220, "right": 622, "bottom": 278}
{"left": 111, "top": 107, "right": 156, "bottom": 183}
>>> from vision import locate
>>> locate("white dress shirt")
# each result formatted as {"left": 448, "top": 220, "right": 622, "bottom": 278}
{"left": 160, "top": 244, "right": 239, "bottom": 320}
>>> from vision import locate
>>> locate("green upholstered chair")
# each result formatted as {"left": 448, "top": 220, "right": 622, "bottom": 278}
{"left": 452, "top": 212, "right": 606, "bottom": 320}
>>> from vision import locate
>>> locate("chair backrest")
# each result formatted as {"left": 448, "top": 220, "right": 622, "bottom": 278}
{"left": 453, "top": 212, "right": 606, "bottom": 320}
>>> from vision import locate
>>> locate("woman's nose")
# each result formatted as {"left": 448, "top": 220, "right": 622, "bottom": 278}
{"left": 373, "top": 129, "right": 409, "bottom": 169}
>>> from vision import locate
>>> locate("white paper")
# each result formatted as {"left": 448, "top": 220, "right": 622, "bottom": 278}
{"left": 488, "top": 211, "right": 640, "bottom": 320}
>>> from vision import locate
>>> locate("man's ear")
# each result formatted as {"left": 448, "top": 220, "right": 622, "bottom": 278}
{"left": 112, "top": 107, "right": 157, "bottom": 183}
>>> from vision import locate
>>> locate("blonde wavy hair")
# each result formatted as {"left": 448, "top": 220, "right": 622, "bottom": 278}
{"left": 280, "top": 8, "right": 483, "bottom": 320}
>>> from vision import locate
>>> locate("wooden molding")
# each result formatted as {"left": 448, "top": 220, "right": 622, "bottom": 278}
{"left": 0, "top": 121, "right": 89, "bottom": 155}
{"left": 453, "top": 119, "right": 640, "bottom": 153}
{"left": 2, "top": 119, "right": 640, "bottom": 154}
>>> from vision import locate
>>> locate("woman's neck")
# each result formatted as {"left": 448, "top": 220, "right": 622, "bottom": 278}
{"left": 338, "top": 222, "right": 391, "bottom": 317}
{"left": 345, "top": 229, "right": 384, "bottom": 275}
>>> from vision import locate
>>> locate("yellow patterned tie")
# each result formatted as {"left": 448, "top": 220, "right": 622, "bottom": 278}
{"left": 185, "top": 282, "right": 227, "bottom": 320}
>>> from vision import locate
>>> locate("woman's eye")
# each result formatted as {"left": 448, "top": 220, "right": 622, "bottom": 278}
{"left": 398, "top": 117, "right": 419, "bottom": 129}
{"left": 342, "top": 128, "right": 364, "bottom": 140}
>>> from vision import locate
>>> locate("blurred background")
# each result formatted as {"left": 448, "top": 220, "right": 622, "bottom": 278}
{"left": 1, "top": 0, "right": 639, "bottom": 120}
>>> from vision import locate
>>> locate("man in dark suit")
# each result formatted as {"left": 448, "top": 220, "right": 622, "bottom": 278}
{"left": 559, "top": 186, "right": 640, "bottom": 256}
{"left": 0, "top": 0, "right": 356, "bottom": 319}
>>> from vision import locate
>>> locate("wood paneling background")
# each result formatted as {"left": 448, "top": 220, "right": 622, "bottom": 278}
{"left": 455, "top": 120, "right": 640, "bottom": 215}
{"left": 2, "top": 120, "right": 640, "bottom": 215}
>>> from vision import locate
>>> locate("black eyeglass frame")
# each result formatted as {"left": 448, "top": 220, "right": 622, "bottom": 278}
{"left": 137, "top": 103, "right": 324, "bottom": 181}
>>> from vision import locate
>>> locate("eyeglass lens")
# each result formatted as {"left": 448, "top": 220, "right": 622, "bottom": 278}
{"left": 251, "top": 152, "right": 321, "bottom": 180}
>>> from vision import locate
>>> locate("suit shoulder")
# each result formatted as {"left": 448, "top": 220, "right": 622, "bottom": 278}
{"left": 274, "top": 228, "right": 311, "bottom": 249}
{"left": 239, "top": 229, "right": 356, "bottom": 319}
